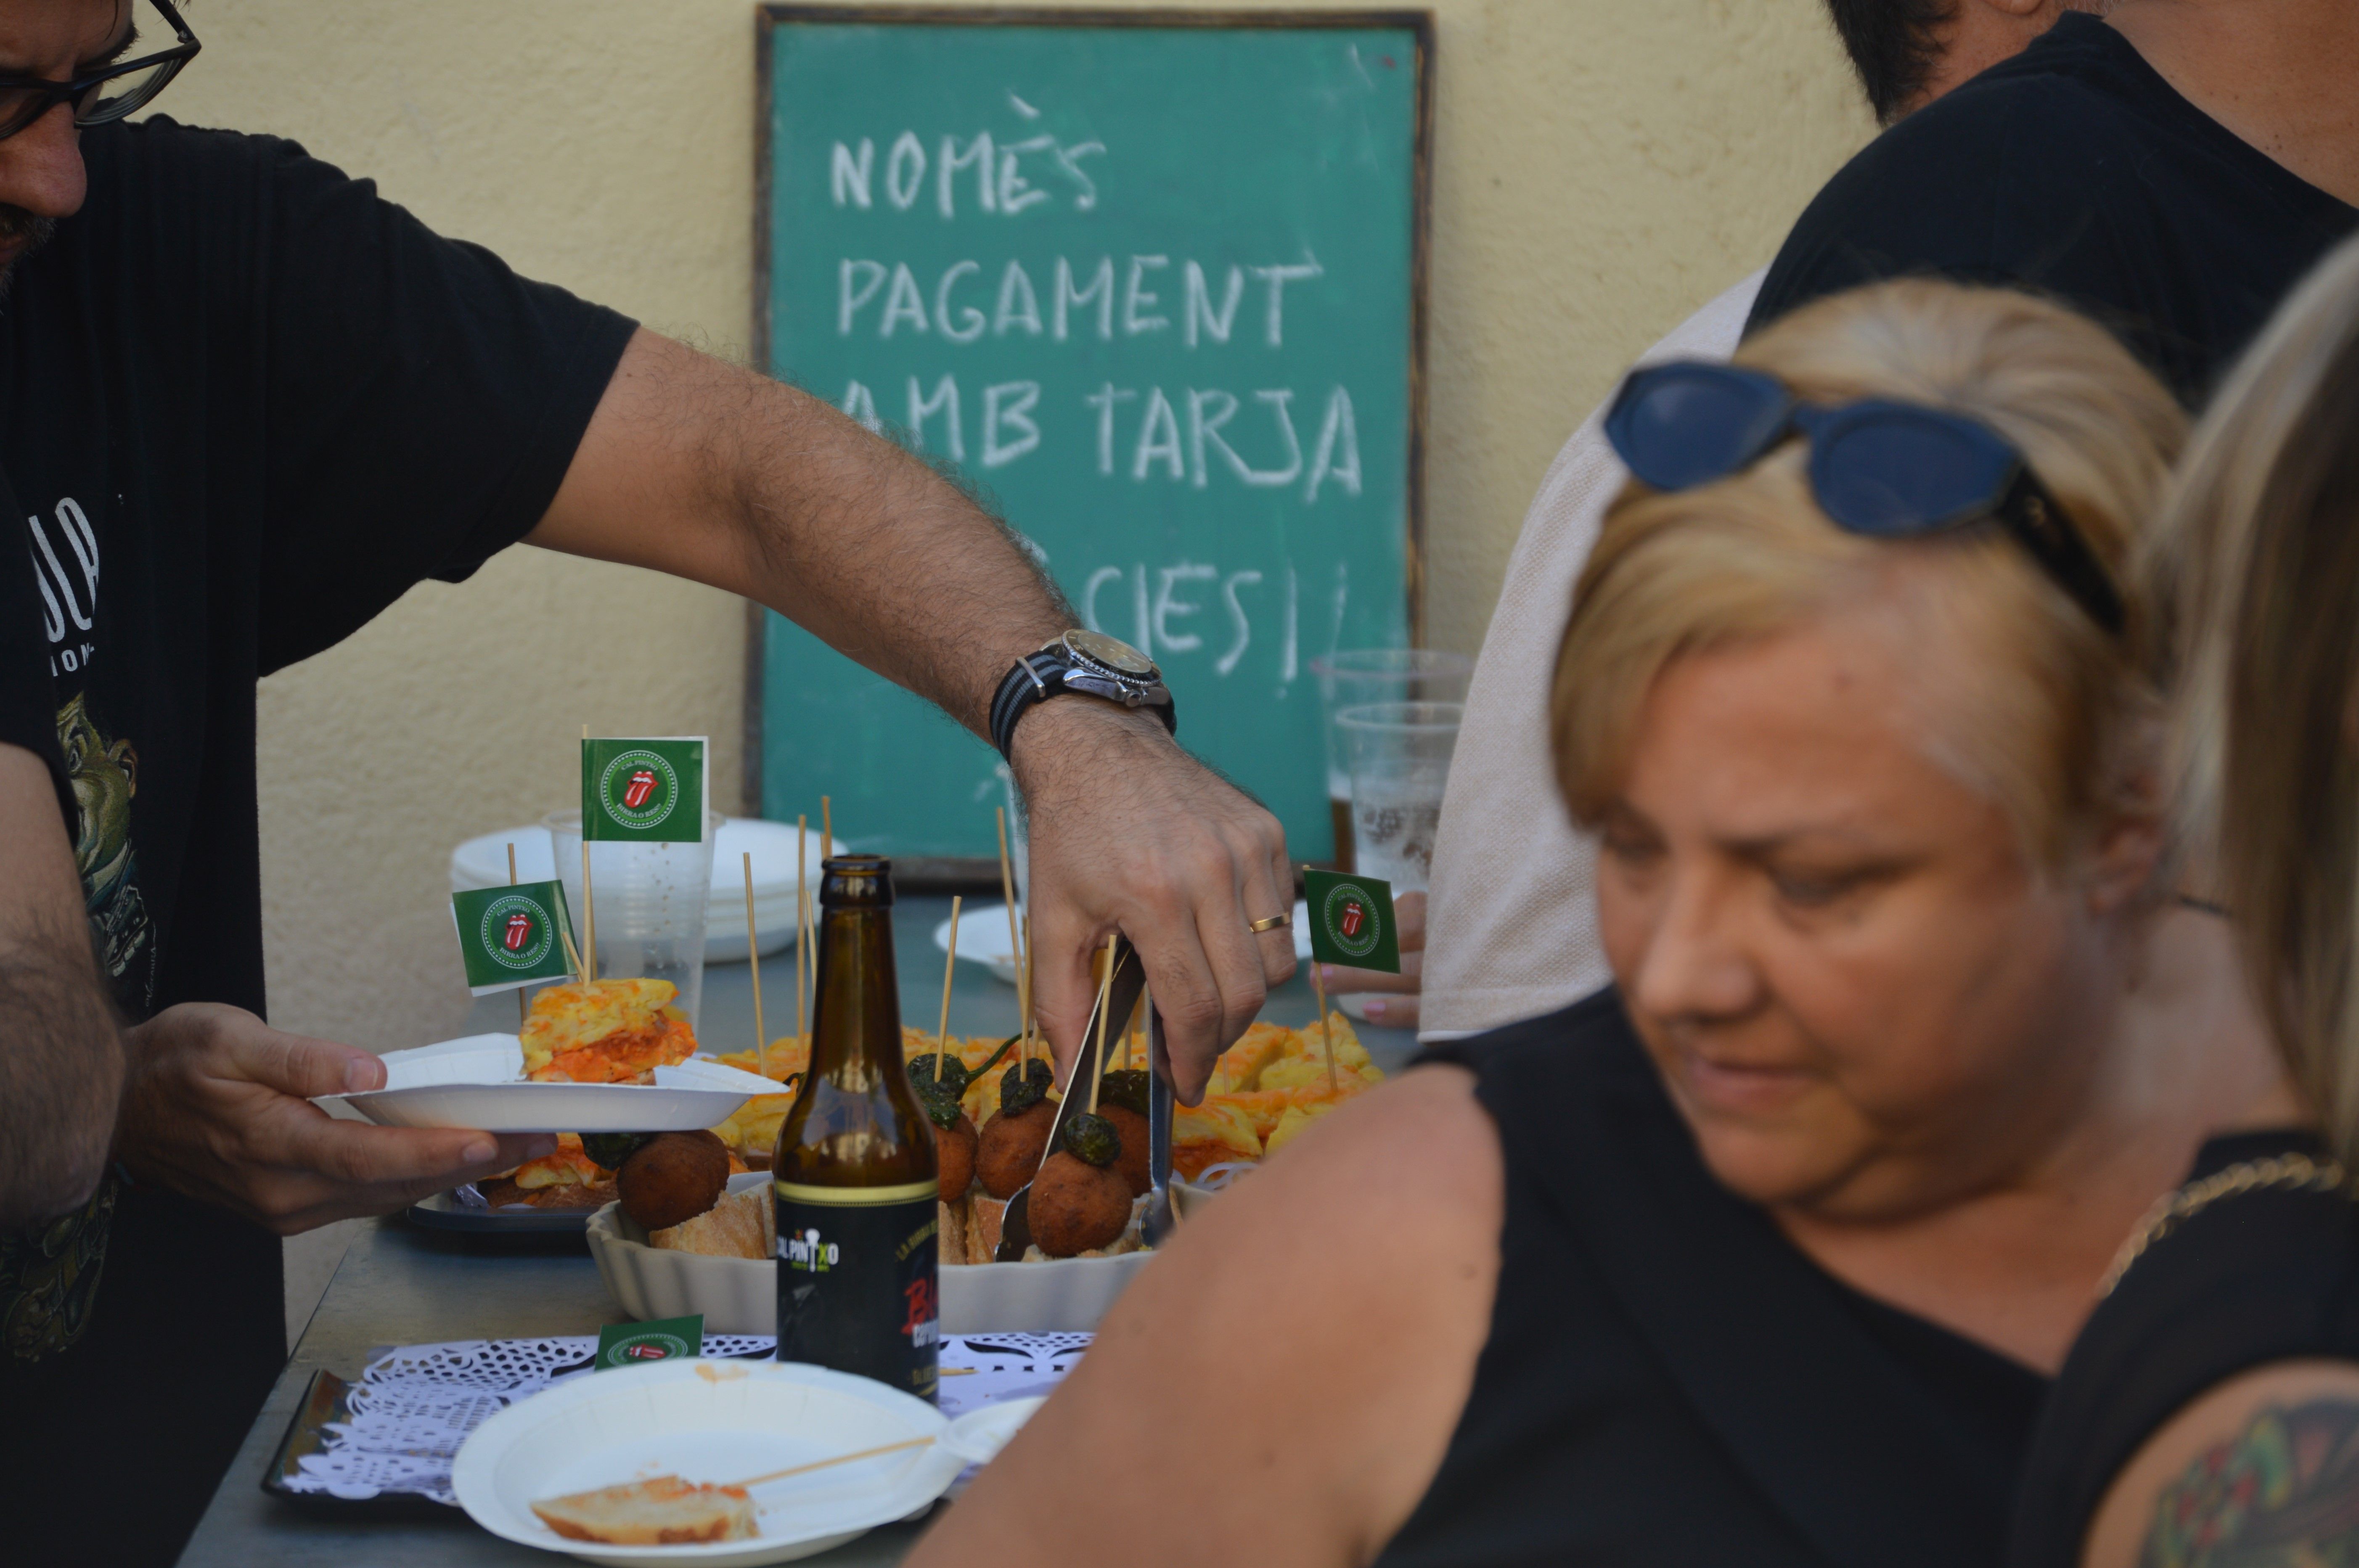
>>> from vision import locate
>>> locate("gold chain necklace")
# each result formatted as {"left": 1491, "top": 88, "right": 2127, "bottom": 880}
{"left": 2099, "top": 1152, "right": 2348, "bottom": 1299}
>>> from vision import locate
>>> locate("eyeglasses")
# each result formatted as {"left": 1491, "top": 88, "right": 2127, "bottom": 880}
{"left": 1604, "top": 360, "right": 2125, "bottom": 636}
{"left": 0, "top": 0, "right": 200, "bottom": 145}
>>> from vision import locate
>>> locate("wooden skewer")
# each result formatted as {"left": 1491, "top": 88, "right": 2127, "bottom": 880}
{"left": 936, "top": 894, "right": 963, "bottom": 1081}
{"left": 1086, "top": 933, "right": 1117, "bottom": 1114}
{"left": 580, "top": 839, "right": 598, "bottom": 984}
{"left": 995, "top": 806, "right": 1024, "bottom": 1048}
{"left": 724, "top": 1435, "right": 937, "bottom": 1491}
{"left": 821, "top": 794, "right": 832, "bottom": 853}
{"left": 794, "top": 814, "right": 809, "bottom": 1060}
{"left": 1312, "top": 961, "right": 1337, "bottom": 1095}
{"left": 744, "top": 851, "right": 766, "bottom": 1078}
{"left": 560, "top": 924, "right": 587, "bottom": 984}
{"left": 507, "top": 842, "right": 528, "bottom": 1027}
{"left": 1020, "top": 912, "right": 1035, "bottom": 1068}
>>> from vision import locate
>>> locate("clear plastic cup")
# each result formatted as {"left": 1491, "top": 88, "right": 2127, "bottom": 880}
{"left": 1310, "top": 651, "right": 1473, "bottom": 869}
{"left": 1335, "top": 702, "right": 1464, "bottom": 893}
{"left": 544, "top": 809, "right": 722, "bottom": 1032}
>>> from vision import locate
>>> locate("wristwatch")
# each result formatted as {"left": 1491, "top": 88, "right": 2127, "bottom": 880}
{"left": 990, "top": 629, "right": 1177, "bottom": 762}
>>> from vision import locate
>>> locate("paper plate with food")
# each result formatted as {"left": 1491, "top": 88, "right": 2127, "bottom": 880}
{"left": 318, "top": 979, "right": 778, "bottom": 1134}
{"left": 450, "top": 1356, "right": 960, "bottom": 1565}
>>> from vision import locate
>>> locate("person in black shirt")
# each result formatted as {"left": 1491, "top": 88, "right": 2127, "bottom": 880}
{"left": 910, "top": 281, "right": 2288, "bottom": 1568}
{"left": 1752, "top": 5, "right": 2359, "bottom": 407}
{"left": 2007, "top": 235, "right": 2359, "bottom": 1568}
{"left": 0, "top": 2, "right": 1300, "bottom": 1559}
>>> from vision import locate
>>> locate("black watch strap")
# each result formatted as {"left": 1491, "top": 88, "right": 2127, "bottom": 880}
{"left": 990, "top": 648, "right": 1176, "bottom": 763}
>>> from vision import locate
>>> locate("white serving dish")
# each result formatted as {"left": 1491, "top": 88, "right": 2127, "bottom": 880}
{"left": 451, "top": 1357, "right": 959, "bottom": 1566}
{"left": 450, "top": 819, "right": 844, "bottom": 964}
{"left": 315, "top": 1036, "right": 778, "bottom": 1134}
{"left": 589, "top": 1174, "right": 1154, "bottom": 1335}
{"left": 937, "top": 900, "right": 1311, "bottom": 986}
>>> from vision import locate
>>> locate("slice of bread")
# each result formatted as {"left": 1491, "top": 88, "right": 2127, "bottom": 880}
{"left": 965, "top": 1196, "right": 1006, "bottom": 1265}
{"left": 531, "top": 1475, "right": 755, "bottom": 1544}
{"left": 651, "top": 1189, "right": 769, "bottom": 1260}
{"left": 938, "top": 1199, "right": 966, "bottom": 1267}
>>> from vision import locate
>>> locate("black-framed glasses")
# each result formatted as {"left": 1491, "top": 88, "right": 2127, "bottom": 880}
{"left": 0, "top": 0, "right": 200, "bottom": 145}
{"left": 1604, "top": 360, "right": 2125, "bottom": 636}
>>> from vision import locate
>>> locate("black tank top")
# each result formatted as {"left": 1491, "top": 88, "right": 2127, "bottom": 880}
{"left": 1374, "top": 991, "right": 2047, "bottom": 1568}
{"left": 2007, "top": 1129, "right": 2359, "bottom": 1568}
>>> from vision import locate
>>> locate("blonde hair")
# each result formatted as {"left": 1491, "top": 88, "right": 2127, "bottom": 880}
{"left": 1552, "top": 279, "right": 2186, "bottom": 869}
{"left": 2149, "top": 232, "right": 2359, "bottom": 1165}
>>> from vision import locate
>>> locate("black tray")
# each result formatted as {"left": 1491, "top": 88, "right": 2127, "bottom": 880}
{"left": 258, "top": 1369, "right": 458, "bottom": 1519}
{"left": 403, "top": 1188, "right": 600, "bottom": 1235}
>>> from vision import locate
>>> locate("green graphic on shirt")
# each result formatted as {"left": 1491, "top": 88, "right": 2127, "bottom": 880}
{"left": 581, "top": 737, "right": 707, "bottom": 843}
{"left": 57, "top": 693, "right": 150, "bottom": 1002}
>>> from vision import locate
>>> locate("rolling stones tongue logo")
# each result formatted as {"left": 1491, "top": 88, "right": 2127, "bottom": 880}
{"left": 622, "top": 769, "right": 659, "bottom": 811}
{"left": 1339, "top": 898, "right": 1366, "bottom": 939}
{"left": 502, "top": 911, "right": 535, "bottom": 952}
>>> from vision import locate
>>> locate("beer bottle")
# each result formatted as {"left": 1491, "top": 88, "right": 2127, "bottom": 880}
{"left": 773, "top": 855, "right": 940, "bottom": 1400}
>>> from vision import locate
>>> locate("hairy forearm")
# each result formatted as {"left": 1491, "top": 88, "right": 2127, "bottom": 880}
{"left": 540, "top": 331, "right": 1072, "bottom": 737}
{"left": 0, "top": 919, "right": 123, "bottom": 1230}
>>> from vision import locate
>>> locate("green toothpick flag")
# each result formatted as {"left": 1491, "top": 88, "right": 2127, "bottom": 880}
{"left": 1303, "top": 869, "right": 1402, "bottom": 973}
{"left": 581, "top": 736, "right": 708, "bottom": 843}
{"left": 450, "top": 881, "right": 577, "bottom": 995}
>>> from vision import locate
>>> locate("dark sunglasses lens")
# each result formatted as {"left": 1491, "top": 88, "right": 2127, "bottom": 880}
{"left": 1811, "top": 411, "right": 2015, "bottom": 537}
{"left": 1616, "top": 370, "right": 1790, "bottom": 492}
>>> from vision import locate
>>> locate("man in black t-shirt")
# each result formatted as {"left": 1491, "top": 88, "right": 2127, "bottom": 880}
{"left": 0, "top": 3, "right": 1303, "bottom": 1559}
{"left": 1753, "top": 3, "right": 2359, "bottom": 405}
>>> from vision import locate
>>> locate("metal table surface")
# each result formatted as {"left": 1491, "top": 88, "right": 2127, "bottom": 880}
{"left": 180, "top": 894, "right": 1416, "bottom": 1565}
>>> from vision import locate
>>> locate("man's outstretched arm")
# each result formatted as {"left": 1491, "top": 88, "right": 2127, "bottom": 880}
{"left": 530, "top": 329, "right": 1296, "bottom": 1097}
{"left": 0, "top": 743, "right": 123, "bottom": 1230}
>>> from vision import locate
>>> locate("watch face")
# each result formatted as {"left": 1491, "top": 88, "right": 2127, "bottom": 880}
{"left": 1063, "top": 629, "right": 1157, "bottom": 678}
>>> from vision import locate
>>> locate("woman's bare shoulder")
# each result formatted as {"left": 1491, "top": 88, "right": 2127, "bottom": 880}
{"left": 908, "top": 1066, "right": 1503, "bottom": 1568}
{"left": 2081, "top": 1358, "right": 2359, "bottom": 1568}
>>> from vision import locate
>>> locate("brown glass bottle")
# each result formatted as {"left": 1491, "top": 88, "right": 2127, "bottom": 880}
{"left": 773, "top": 855, "right": 940, "bottom": 1401}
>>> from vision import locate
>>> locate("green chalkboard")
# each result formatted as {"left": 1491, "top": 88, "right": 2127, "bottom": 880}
{"left": 752, "top": 7, "right": 1430, "bottom": 862}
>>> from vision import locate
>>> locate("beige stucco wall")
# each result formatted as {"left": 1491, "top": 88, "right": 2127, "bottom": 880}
{"left": 151, "top": 0, "right": 1873, "bottom": 1053}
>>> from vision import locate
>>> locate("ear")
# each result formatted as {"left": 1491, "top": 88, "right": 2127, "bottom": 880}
{"left": 2081, "top": 746, "right": 2170, "bottom": 916}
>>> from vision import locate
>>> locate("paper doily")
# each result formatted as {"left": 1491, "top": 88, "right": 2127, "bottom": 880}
{"left": 281, "top": 1332, "right": 1084, "bottom": 1505}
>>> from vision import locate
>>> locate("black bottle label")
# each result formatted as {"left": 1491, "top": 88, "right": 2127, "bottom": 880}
{"left": 774, "top": 1179, "right": 940, "bottom": 1403}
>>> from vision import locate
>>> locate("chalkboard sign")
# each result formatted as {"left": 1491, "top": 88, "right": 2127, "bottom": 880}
{"left": 752, "top": 7, "right": 1431, "bottom": 864}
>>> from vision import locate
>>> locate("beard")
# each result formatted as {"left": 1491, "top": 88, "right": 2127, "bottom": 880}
{"left": 0, "top": 204, "right": 56, "bottom": 301}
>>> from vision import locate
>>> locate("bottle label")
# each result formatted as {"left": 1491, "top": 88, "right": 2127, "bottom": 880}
{"left": 774, "top": 1180, "right": 940, "bottom": 1402}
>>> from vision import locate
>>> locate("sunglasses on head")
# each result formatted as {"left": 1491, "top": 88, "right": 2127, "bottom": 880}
{"left": 1602, "top": 361, "right": 2125, "bottom": 636}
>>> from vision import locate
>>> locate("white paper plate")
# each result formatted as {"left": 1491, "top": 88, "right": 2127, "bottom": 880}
{"left": 315, "top": 1036, "right": 777, "bottom": 1134}
{"left": 451, "top": 1357, "right": 960, "bottom": 1566}
{"left": 590, "top": 1174, "right": 1154, "bottom": 1335}
{"left": 936, "top": 901, "right": 1312, "bottom": 985}
{"left": 450, "top": 820, "right": 844, "bottom": 964}
{"left": 940, "top": 1396, "right": 1046, "bottom": 1466}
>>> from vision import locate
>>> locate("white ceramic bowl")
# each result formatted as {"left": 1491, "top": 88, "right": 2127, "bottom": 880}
{"left": 451, "top": 1356, "right": 959, "bottom": 1566}
{"left": 589, "top": 1174, "right": 1155, "bottom": 1335}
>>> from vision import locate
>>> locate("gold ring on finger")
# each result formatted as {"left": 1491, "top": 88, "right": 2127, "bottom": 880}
{"left": 1248, "top": 912, "right": 1293, "bottom": 934}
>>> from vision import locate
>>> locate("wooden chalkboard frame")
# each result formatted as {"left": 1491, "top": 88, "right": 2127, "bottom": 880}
{"left": 744, "top": 6, "right": 1435, "bottom": 867}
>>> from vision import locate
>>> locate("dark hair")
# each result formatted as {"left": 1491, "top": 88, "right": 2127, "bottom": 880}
{"left": 1822, "top": 0, "right": 1955, "bottom": 124}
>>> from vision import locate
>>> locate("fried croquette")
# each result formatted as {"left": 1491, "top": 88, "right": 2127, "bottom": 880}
{"left": 617, "top": 1129, "right": 730, "bottom": 1232}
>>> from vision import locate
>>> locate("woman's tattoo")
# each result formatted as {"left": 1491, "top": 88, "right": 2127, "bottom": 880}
{"left": 2143, "top": 1398, "right": 2359, "bottom": 1566}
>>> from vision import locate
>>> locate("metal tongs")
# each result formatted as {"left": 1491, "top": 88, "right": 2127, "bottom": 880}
{"left": 996, "top": 934, "right": 1177, "bottom": 1259}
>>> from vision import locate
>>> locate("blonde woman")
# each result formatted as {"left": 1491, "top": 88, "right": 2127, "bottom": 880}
{"left": 907, "top": 280, "right": 2284, "bottom": 1567}
{"left": 2007, "top": 233, "right": 2359, "bottom": 1568}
